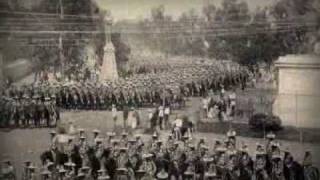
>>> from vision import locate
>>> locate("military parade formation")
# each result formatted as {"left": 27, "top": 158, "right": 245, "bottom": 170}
{"left": 0, "top": 59, "right": 249, "bottom": 128}
{"left": 1, "top": 56, "right": 318, "bottom": 180}
{"left": 1, "top": 128, "right": 319, "bottom": 180}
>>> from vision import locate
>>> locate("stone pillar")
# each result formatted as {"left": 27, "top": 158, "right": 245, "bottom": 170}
{"left": 99, "top": 15, "right": 118, "bottom": 82}
{"left": 272, "top": 54, "right": 320, "bottom": 128}
{"left": 99, "top": 41, "right": 119, "bottom": 82}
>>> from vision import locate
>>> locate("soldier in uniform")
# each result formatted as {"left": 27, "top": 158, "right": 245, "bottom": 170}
{"left": 140, "top": 154, "right": 157, "bottom": 180}
{"left": 44, "top": 97, "right": 52, "bottom": 127}
{"left": 303, "top": 151, "right": 319, "bottom": 180}
{"left": 117, "top": 148, "right": 129, "bottom": 169}
{"left": 0, "top": 160, "right": 16, "bottom": 180}
{"left": 21, "top": 160, "right": 31, "bottom": 180}
{"left": 112, "top": 104, "right": 118, "bottom": 130}
{"left": 283, "top": 152, "right": 304, "bottom": 180}
{"left": 253, "top": 148, "right": 269, "bottom": 180}
{"left": 156, "top": 168, "right": 169, "bottom": 180}
{"left": 271, "top": 154, "right": 285, "bottom": 180}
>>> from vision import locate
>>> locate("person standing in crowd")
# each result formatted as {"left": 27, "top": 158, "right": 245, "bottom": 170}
{"left": 164, "top": 106, "right": 170, "bottom": 129}
{"left": 303, "top": 151, "right": 319, "bottom": 180}
{"left": 158, "top": 105, "right": 164, "bottom": 130}
{"left": 123, "top": 105, "right": 129, "bottom": 129}
{"left": 0, "top": 160, "right": 16, "bottom": 180}
{"left": 112, "top": 104, "right": 117, "bottom": 130}
{"left": 149, "top": 108, "right": 156, "bottom": 132}
{"left": 228, "top": 89, "right": 237, "bottom": 117}
{"left": 284, "top": 151, "right": 305, "bottom": 180}
{"left": 202, "top": 97, "right": 209, "bottom": 119}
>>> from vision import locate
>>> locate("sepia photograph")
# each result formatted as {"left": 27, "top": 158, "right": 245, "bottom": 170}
{"left": 0, "top": 0, "right": 319, "bottom": 179}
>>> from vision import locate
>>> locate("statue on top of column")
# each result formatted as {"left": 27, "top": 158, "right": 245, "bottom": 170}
{"left": 99, "top": 12, "right": 119, "bottom": 82}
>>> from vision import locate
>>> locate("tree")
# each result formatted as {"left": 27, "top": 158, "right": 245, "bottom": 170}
{"left": 271, "top": 0, "right": 320, "bottom": 54}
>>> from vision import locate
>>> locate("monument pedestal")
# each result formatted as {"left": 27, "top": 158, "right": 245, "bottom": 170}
{"left": 272, "top": 55, "right": 320, "bottom": 128}
{"left": 99, "top": 41, "right": 118, "bottom": 82}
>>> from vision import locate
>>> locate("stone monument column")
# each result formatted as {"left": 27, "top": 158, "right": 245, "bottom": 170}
{"left": 272, "top": 54, "right": 320, "bottom": 128}
{"left": 99, "top": 15, "right": 119, "bottom": 82}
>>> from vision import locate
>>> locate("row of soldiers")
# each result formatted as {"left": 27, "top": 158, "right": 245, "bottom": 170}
{"left": 2, "top": 129, "right": 318, "bottom": 180}
{"left": 2, "top": 63, "right": 249, "bottom": 112}
{"left": 0, "top": 95, "right": 60, "bottom": 128}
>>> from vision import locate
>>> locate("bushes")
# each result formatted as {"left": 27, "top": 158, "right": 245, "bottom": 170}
{"left": 249, "top": 113, "right": 282, "bottom": 131}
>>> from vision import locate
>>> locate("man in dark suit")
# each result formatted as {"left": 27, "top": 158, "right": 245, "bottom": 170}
{"left": 40, "top": 145, "right": 68, "bottom": 166}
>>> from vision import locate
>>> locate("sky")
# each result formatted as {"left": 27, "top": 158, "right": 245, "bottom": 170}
{"left": 94, "top": 0, "right": 277, "bottom": 21}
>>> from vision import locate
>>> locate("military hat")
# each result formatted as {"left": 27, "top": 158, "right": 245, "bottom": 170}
{"left": 58, "top": 167, "right": 67, "bottom": 174}
{"left": 33, "top": 95, "right": 40, "bottom": 99}
{"left": 271, "top": 141, "right": 280, "bottom": 148}
{"left": 119, "top": 147, "right": 128, "bottom": 152}
{"left": 40, "top": 169, "right": 51, "bottom": 176}
{"left": 116, "top": 168, "right": 128, "bottom": 174}
{"left": 121, "top": 132, "right": 128, "bottom": 136}
{"left": 22, "top": 94, "right": 29, "bottom": 99}
{"left": 24, "top": 160, "right": 31, "bottom": 165}
{"left": 77, "top": 172, "right": 86, "bottom": 178}
{"left": 97, "top": 168, "right": 106, "bottom": 174}
{"left": 96, "top": 138, "right": 103, "bottom": 143}
{"left": 136, "top": 169, "right": 146, "bottom": 176}
{"left": 98, "top": 175, "right": 110, "bottom": 180}
{"left": 188, "top": 144, "right": 195, "bottom": 150}
{"left": 200, "top": 145, "right": 209, "bottom": 150}
{"left": 64, "top": 161, "right": 76, "bottom": 167}
{"left": 81, "top": 166, "right": 90, "bottom": 172}
{"left": 157, "top": 171, "right": 169, "bottom": 179}
{"left": 272, "top": 154, "right": 282, "bottom": 161}
{"left": 227, "top": 130, "right": 236, "bottom": 137}
{"left": 93, "top": 129, "right": 101, "bottom": 134}
{"left": 184, "top": 170, "right": 194, "bottom": 177}
{"left": 50, "top": 130, "right": 56, "bottom": 135}
{"left": 240, "top": 144, "right": 249, "bottom": 153}
{"left": 256, "top": 142, "right": 263, "bottom": 149}
{"left": 111, "top": 139, "right": 120, "bottom": 144}
{"left": 216, "top": 147, "right": 227, "bottom": 153}
{"left": 142, "top": 153, "right": 153, "bottom": 159}
{"left": 227, "top": 149, "right": 237, "bottom": 156}
{"left": 204, "top": 172, "right": 217, "bottom": 178}
{"left": 152, "top": 132, "right": 158, "bottom": 138}
{"left": 28, "top": 164, "right": 37, "bottom": 171}
{"left": 255, "top": 150, "right": 266, "bottom": 157}
{"left": 266, "top": 132, "right": 276, "bottom": 139}
{"left": 44, "top": 97, "right": 51, "bottom": 101}
{"left": 203, "top": 157, "right": 214, "bottom": 163}
{"left": 46, "top": 161, "right": 55, "bottom": 168}
{"left": 182, "top": 134, "right": 189, "bottom": 140}
{"left": 128, "top": 139, "right": 136, "bottom": 143}
{"left": 107, "top": 132, "right": 116, "bottom": 137}
{"left": 80, "top": 135, "right": 86, "bottom": 139}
